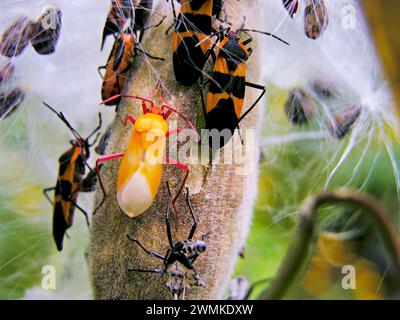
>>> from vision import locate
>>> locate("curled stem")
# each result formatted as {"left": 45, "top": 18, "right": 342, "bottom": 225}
{"left": 258, "top": 189, "right": 400, "bottom": 300}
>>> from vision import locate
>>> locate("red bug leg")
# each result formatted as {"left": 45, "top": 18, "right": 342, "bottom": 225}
{"left": 121, "top": 114, "right": 136, "bottom": 127}
{"left": 160, "top": 104, "right": 200, "bottom": 141}
{"left": 165, "top": 157, "right": 190, "bottom": 223}
{"left": 100, "top": 94, "right": 155, "bottom": 109}
{"left": 92, "top": 153, "right": 125, "bottom": 215}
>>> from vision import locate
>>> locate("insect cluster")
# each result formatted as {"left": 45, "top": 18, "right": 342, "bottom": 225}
{"left": 0, "top": 5, "right": 62, "bottom": 119}
{"left": 92, "top": 0, "right": 290, "bottom": 298}
{"left": 0, "top": 0, "right": 348, "bottom": 300}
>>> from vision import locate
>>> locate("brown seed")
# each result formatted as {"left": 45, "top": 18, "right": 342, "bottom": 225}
{"left": 304, "top": 0, "right": 329, "bottom": 40}
{"left": 285, "top": 88, "right": 314, "bottom": 125}
{"left": 0, "top": 62, "right": 15, "bottom": 85}
{"left": 30, "top": 6, "right": 62, "bottom": 55}
{"left": 329, "top": 105, "right": 362, "bottom": 139}
{"left": 0, "top": 87, "right": 25, "bottom": 119}
{"left": 0, "top": 17, "right": 33, "bottom": 57}
{"left": 282, "top": 0, "right": 299, "bottom": 18}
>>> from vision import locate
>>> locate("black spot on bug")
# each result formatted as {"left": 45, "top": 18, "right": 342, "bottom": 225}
{"left": 221, "top": 38, "right": 248, "bottom": 72}
{"left": 59, "top": 180, "right": 73, "bottom": 200}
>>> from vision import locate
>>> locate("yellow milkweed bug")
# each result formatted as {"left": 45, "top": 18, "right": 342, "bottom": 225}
{"left": 94, "top": 88, "right": 200, "bottom": 218}
{"left": 282, "top": 0, "right": 299, "bottom": 18}
{"left": 42, "top": 103, "right": 102, "bottom": 251}
{"left": 30, "top": 6, "right": 62, "bottom": 55}
{"left": 127, "top": 183, "right": 207, "bottom": 300}
{"left": 0, "top": 16, "right": 33, "bottom": 57}
{"left": 200, "top": 28, "right": 288, "bottom": 149}
{"left": 304, "top": 0, "right": 329, "bottom": 40}
{"left": 171, "top": 0, "right": 225, "bottom": 86}
{"left": 0, "top": 88, "right": 25, "bottom": 120}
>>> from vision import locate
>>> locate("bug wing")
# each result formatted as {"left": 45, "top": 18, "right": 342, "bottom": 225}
{"left": 52, "top": 147, "right": 82, "bottom": 251}
{"left": 101, "top": 18, "right": 121, "bottom": 51}
{"left": 113, "top": 38, "right": 126, "bottom": 71}
{"left": 52, "top": 200, "right": 69, "bottom": 251}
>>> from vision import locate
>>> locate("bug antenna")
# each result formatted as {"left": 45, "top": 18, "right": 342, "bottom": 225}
{"left": 237, "top": 28, "right": 290, "bottom": 45}
{"left": 86, "top": 112, "right": 103, "bottom": 142}
{"left": 42, "top": 102, "right": 83, "bottom": 141}
{"left": 195, "top": 27, "right": 231, "bottom": 48}
{"left": 161, "top": 104, "right": 200, "bottom": 141}
{"left": 100, "top": 94, "right": 155, "bottom": 108}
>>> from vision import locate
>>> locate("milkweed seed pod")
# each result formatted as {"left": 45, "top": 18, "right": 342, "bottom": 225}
{"left": 0, "top": 17, "right": 33, "bottom": 57}
{"left": 30, "top": 6, "right": 62, "bottom": 55}
{"left": 304, "top": 0, "right": 329, "bottom": 40}
{"left": 0, "top": 87, "right": 25, "bottom": 119}
{"left": 328, "top": 104, "right": 362, "bottom": 139}
{"left": 285, "top": 88, "right": 314, "bottom": 125}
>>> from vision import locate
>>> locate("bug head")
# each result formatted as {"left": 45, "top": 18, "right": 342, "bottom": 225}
{"left": 195, "top": 241, "right": 207, "bottom": 254}
{"left": 227, "top": 30, "right": 240, "bottom": 41}
{"left": 120, "top": 31, "right": 136, "bottom": 46}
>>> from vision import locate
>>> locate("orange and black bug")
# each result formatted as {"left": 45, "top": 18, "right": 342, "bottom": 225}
{"left": 171, "top": 0, "right": 223, "bottom": 86}
{"left": 43, "top": 103, "right": 102, "bottom": 251}
{"left": 30, "top": 6, "right": 62, "bottom": 55}
{"left": 282, "top": 0, "right": 299, "bottom": 18}
{"left": 200, "top": 28, "right": 288, "bottom": 149}
{"left": 0, "top": 87, "right": 25, "bottom": 120}
{"left": 99, "top": 28, "right": 164, "bottom": 107}
{"left": 0, "top": 16, "right": 33, "bottom": 57}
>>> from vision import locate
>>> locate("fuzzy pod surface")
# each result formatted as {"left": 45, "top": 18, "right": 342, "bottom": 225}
{"left": 88, "top": 0, "right": 265, "bottom": 299}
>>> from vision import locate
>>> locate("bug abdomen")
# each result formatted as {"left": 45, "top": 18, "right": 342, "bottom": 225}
{"left": 205, "top": 97, "right": 238, "bottom": 148}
